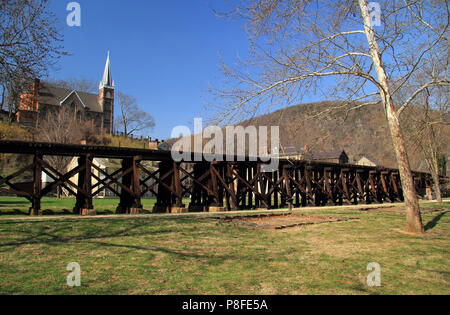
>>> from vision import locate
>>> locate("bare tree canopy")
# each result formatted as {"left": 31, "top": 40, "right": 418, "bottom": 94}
{"left": 402, "top": 70, "right": 449, "bottom": 203}
{"left": 38, "top": 107, "right": 83, "bottom": 145}
{"left": 37, "top": 106, "right": 109, "bottom": 146}
{"left": 46, "top": 76, "right": 98, "bottom": 93}
{"left": 210, "top": 0, "right": 448, "bottom": 123}
{"left": 37, "top": 107, "right": 87, "bottom": 197}
{"left": 36, "top": 107, "right": 107, "bottom": 197}
{"left": 115, "top": 92, "right": 155, "bottom": 137}
{"left": 210, "top": 0, "right": 449, "bottom": 234}
{"left": 0, "top": 0, "right": 64, "bottom": 115}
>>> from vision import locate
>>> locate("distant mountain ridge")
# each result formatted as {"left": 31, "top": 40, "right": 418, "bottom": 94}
{"left": 166, "top": 101, "right": 448, "bottom": 172}
{"left": 240, "top": 101, "right": 447, "bottom": 171}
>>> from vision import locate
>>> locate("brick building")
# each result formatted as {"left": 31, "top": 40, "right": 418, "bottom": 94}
{"left": 16, "top": 53, "right": 115, "bottom": 134}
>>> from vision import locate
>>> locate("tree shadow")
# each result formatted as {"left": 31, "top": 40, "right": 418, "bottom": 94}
{"left": 0, "top": 209, "right": 28, "bottom": 216}
{"left": 0, "top": 216, "right": 201, "bottom": 248}
{"left": 0, "top": 200, "right": 31, "bottom": 206}
{"left": 0, "top": 217, "right": 256, "bottom": 263}
{"left": 88, "top": 240, "right": 243, "bottom": 261}
{"left": 41, "top": 209, "right": 73, "bottom": 215}
{"left": 424, "top": 211, "right": 448, "bottom": 231}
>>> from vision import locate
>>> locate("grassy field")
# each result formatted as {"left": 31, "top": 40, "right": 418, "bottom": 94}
{"left": 0, "top": 197, "right": 192, "bottom": 216}
{"left": 0, "top": 198, "right": 448, "bottom": 295}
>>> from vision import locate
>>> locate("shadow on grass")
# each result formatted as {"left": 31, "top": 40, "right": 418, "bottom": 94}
{"left": 41, "top": 209, "right": 73, "bottom": 215}
{"left": 0, "top": 209, "right": 28, "bottom": 216}
{"left": 424, "top": 211, "right": 448, "bottom": 231}
{"left": 0, "top": 216, "right": 203, "bottom": 247}
{"left": 41, "top": 209, "right": 115, "bottom": 215}
{"left": 88, "top": 240, "right": 239, "bottom": 261}
{"left": 0, "top": 208, "right": 76, "bottom": 216}
{"left": 0, "top": 200, "right": 30, "bottom": 206}
{"left": 0, "top": 208, "right": 153, "bottom": 217}
{"left": 0, "top": 220, "right": 173, "bottom": 247}
{"left": 0, "top": 217, "right": 251, "bottom": 262}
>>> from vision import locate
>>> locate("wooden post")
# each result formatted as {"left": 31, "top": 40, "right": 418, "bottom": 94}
{"left": 227, "top": 163, "right": 238, "bottom": 210}
{"left": 368, "top": 171, "right": 378, "bottom": 204}
{"left": 381, "top": 171, "right": 392, "bottom": 203}
{"left": 218, "top": 164, "right": 225, "bottom": 208}
{"left": 171, "top": 162, "right": 185, "bottom": 212}
{"left": 74, "top": 154, "right": 95, "bottom": 215}
{"left": 391, "top": 172, "right": 402, "bottom": 202}
{"left": 258, "top": 164, "right": 269, "bottom": 209}
{"left": 272, "top": 169, "right": 279, "bottom": 209}
{"left": 283, "top": 165, "right": 293, "bottom": 209}
{"left": 188, "top": 163, "right": 203, "bottom": 211}
{"left": 305, "top": 166, "right": 314, "bottom": 206}
{"left": 210, "top": 162, "right": 219, "bottom": 206}
{"left": 299, "top": 166, "right": 306, "bottom": 207}
{"left": 30, "top": 152, "right": 42, "bottom": 216}
{"left": 116, "top": 158, "right": 131, "bottom": 214}
{"left": 324, "top": 167, "right": 334, "bottom": 205}
{"left": 205, "top": 162, "right": 225, "bottom": 212}
{"left": 341, "top": 169, "right": 352, "bottom": 205}
{"left": 130, "top": 156, "right": 143, "bottom": 214}
{"left": 355, "top": 170, "right": 366, "bottom": 204}
{"left": 153, "top": 161, "right": 172, "bottom": 213}
{"left": 247, "top": 166, "right": 253, "bottom": 209}
{"left": 294, "top": 167, "right": 300, "bottom": 207}
{"left": 117, "top": 157, "right": 143, "bottom": 214}
{"left": 313, "top": 169, "right": 322, "bottom": 206}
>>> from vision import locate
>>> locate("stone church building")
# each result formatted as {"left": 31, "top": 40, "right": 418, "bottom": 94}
{"left": 16, "top": 53, "right": 115, "bottom": 134}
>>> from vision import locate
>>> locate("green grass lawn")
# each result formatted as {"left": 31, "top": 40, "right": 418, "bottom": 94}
{"left": 0, "top": 197, "right": 193, "bottom": 216}
{"left": 0, "top": 199, "right": 448, "bottom": 295}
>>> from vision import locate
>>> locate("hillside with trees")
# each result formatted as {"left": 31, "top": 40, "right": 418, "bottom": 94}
{"left": 241, "top": 101, "right": 449, "bottom": 173}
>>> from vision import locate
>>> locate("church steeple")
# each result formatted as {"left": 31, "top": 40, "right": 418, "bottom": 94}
{"left": 98, "top": 51, "right": 114, "bottom": 134}
{"left": 99, "top": 51, "right": 114, "bottom": 89}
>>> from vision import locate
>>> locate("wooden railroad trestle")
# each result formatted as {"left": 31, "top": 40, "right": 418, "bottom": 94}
{"left": 0, "top": 141, "right": 432, "bottom": 215}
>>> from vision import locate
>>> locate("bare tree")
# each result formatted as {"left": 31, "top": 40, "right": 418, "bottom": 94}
{"left": 37, "top": 107, "right": 95, "bottom": 197}
{"left": 47, "top": 76, "right": 98, "bottom": 93}
{"left": 210, "top": 0, "right": 449, "bottom": 234}
{"left": 402, "top": 82, "right": 449, "bottom": 203}
{"left": 0, "top": 0, "right": 64, "bottom": 120}
{"left": 115, "top": 92, "right": 155, "bottom": 137}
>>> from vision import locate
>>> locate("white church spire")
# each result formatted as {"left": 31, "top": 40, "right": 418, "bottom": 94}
{"left": 99, "top": 51, "right": 114, "bottom": 89}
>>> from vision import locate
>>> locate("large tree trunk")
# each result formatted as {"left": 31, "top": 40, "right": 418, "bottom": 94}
{"left": 386, "top": 110, "right": 424, "bottom": 233}
{"left": 359, "top": 0, "right": 424, "bottom": 233}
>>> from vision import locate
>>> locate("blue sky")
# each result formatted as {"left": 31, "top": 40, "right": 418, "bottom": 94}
{"left": 44, "top": 1, "right": 406, "bottom": 140}
{"left": 48, "top": 0, "right": 253, "bottom": 139}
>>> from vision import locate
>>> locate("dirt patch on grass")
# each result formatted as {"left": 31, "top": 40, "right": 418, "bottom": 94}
{"left": 223, "top": 213, "right": 359, "bottom": 230}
